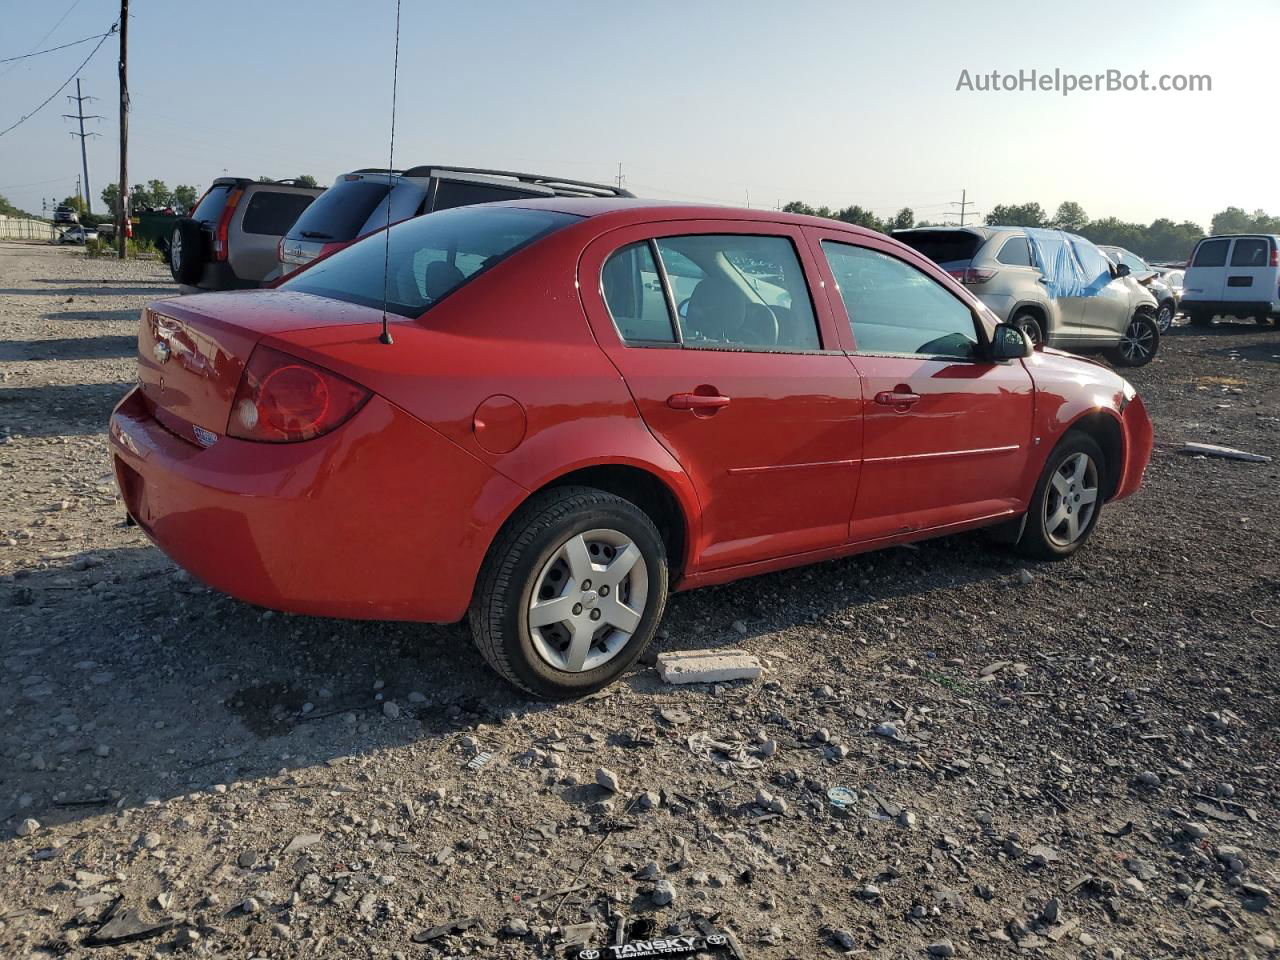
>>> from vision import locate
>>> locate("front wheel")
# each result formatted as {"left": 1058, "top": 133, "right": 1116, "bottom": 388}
{"left": 1017, "top": 433, "right": 1106, "bottom": 560}
{"left": 470, "top": 486, "right": 668, "bottom": 699}
{"left": 1112, "top": 313, "right": 1159, "bottom": 367}
{"left": 1155, "top": 300, "right": 1175, "bottom": 332}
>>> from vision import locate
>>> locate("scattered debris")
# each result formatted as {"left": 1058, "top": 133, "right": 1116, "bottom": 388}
{"left": 655, "top": 649, "right": 763, "bottom": 684}
{"left": 1179, "top": 441, "right": 1271, "bottom": 463}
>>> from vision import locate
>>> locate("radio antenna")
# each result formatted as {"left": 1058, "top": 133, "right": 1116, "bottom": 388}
{"left": 377, "top": 0, "right": 402, "bottom": 346}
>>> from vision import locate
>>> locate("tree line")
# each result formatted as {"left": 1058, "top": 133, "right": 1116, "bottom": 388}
{"left": 781, "top": 199, "right": 1280, "bottom": 263}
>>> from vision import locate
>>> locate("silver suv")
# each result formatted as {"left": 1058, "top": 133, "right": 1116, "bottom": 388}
{"left": 894, "top": 226, "right": 1161, "bottom": 367}
{"left": 279, "top": 165, "right": 632, "bottom": 276}
{"left": 169, "top": 177, "right": 324, "bottom": 293}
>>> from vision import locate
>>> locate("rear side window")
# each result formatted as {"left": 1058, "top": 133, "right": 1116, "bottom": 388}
{"left": 894, "top": 231, "right": 983, "bottom": 269}
{"left": 191, "top": 185, "right": 232, "bottom": 224}
{"left": 1230, "top": 238, "right": 1269, "bottom": 266}
{"left": 280, "top": 206, "right": 578, "bottom": 317}
{"left": 431, "top": 180, "right": 546, "bottom": 212}
{"left": 241, "top": 191, "right": 315, "bottom": 236}
{"left": 658, "top": 235, "right": 820, "bottom": 351}
{"left": 995, "top": 237, "right": 1032, "bottom": 266}
{"left": 1193, "top": 239, "right": 1229, "bottom": 267}
{"left": 602, "top": 243, "right": 677, "bottom": 344}
{"left": 822, "top": 241, "right": 978, "bottom": 359}
{"left": 289, "top": 180, "right": 391, "bottom": 242}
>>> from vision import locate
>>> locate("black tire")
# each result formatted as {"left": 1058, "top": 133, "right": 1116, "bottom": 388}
{"left": 169, "top": 219, "right": 206, "bottom": 285}
{"left": 1257, "top": 314, "right": 1276, "bottom": 327}
{"left": 1155, "top": 299, "right": 1176, "bottom": 332}
{"left": 1016, "top": 432, "right": 1106, "bottom": 561}
{"left": 1111, "top": 313, "right": 1159, "bottom": 367}
{"left": 1012, "top": 311, "right": 1045, "bottom": 346}
{"left": 1188, "top": 310, "right": 1213, "bottom": 328}
{"left": 469, "top": 486, "right": 669, "bottom": 699}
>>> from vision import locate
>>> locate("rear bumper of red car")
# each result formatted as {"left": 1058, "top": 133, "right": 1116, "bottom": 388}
{"left": 109, "top": 387, "right": 523, "bottom": 622}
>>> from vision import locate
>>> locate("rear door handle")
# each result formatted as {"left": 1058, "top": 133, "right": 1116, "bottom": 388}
{"left": 668, "top": 392, "right": 731, "bottom": 411}
{"left": 874, "top": 389, "right": 921, "bottom": 409}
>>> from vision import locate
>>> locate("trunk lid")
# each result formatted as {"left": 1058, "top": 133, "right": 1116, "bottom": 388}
{"left": 137, "top": 290, "right": 381, "bottom": 442}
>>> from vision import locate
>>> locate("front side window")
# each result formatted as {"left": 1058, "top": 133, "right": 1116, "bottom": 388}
{"left": 601, "top": 242, "right": 677, "bottom": 343}
{"left": 822, "top": 241, "right": 979, "bottom": 359}
{"left": 1230, "top": 237, "right": 1268, "bottom": 266}
{"left": 1119, "top": 252, "right": 1149, "bottom": 274}
{"left": 656, "top": 235, "right": 820, "bottom": 350}
{"left": 1193, "top": 238, "right": 1229, "bottom": 267}
{"left": 281, "top": 206, "right": 578, "bottom": 317}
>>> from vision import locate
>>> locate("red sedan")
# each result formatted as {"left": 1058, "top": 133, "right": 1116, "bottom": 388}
{"left": 110, "top": 199, "right": 1153, "bottom": 698}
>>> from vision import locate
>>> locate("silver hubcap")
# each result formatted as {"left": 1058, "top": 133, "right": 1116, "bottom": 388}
{"left": 1017, "top": 318, "right": 1042, "bottom": 344}
{"left": 1044, "top": 452, "right": 1099, "bottom": 546}
{"left": 1157, "top": 305, "right": 1173, "bottom": 330}
{"left": 528, "top": 528, "right": 648, "bottom": 673}
{"left": 171, "top": 233, "right": 182, "bottom": 267}
{"left": 1119, "top": 319, "right": 1154, "bottom": 361}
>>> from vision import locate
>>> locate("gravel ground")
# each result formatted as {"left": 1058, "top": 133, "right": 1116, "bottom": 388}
{"left": 1, "top": 239, "right": 1277, "bottom": 959}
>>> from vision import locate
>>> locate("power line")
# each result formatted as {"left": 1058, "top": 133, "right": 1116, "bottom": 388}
{"left": 0, "top": 22, "right": 118, "bottom": 139}
{"left": 0, "top": 30, "right": 113, "bottom": 64}
{"left": 0, "top": 0, "right": 85, "bottom": 78}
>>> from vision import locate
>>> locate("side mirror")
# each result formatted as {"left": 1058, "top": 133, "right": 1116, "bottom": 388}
{"left": 1115, "top": 262, "right": 1131, "bottom": 278}
{"left": 989, "top": 322, "right": 1032, "bottom": 360}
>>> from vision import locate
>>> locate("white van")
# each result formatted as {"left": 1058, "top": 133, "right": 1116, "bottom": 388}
{"left": 1181, "top": 234, "right": 1280, "bottom": 326}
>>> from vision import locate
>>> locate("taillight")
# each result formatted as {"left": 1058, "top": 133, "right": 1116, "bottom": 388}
{"left": 212, "top": 187, "right": 243, "bottom": 261}
{"left": 227, "top": 345, "right": 370, "bottom": 443}
{"left": 947, "top": 267, "right": 998, "bottom": 285}
{"left": 1271, "top": 246, "right": 1278, "bottom": 267}
{"left": 277, "top": 237, "right": 285, "bottom": 263}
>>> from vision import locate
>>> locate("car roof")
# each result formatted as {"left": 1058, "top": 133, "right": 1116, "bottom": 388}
{"left": 491, "top": 196, "right": 888, "bottom": 239}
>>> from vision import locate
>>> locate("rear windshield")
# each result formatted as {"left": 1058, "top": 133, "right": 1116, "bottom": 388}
{"left": 894, "top": 231, "right": 984, "bottom": 268}
{"left": 241, "top": 191, "right": 315, "bottom": 236}
{"left": 432, "top": 179, "right": 547, "bottom": 212}
{"left": 191, "top": 185, "right": 232, "bottom": 224}
{"left": 280, "top": 206, "right": 579, "bottom": 318}
{"left": 1192, "top": 238, "right": 1229, "bottom": 268}
{"left": 289, "top": 179, "right": 392, "bottom": 242}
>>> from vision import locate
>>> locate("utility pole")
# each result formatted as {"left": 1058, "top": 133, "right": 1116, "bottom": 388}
{"left": 116, "top": 0, "right": 129, "bottom": 258}
{"left": 950, "top": 188, "right": 978, "bottom": 226}
{"left": 63, "top": 79, "right": 102, "bottom": 215}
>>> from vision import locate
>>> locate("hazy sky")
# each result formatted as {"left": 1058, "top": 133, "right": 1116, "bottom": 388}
{"left": 1, "top": 0, "right": 1277, "bottom": 228}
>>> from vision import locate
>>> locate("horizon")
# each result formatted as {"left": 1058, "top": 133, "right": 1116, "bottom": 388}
{"left": 1, "top": 0, "right": 1277, "bottom": 229}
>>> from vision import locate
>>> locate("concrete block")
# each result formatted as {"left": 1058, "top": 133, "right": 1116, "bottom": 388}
{"left": 655, "top": 649, "right": 763, "bottom": 685}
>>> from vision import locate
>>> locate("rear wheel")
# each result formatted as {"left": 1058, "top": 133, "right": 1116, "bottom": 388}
{"left": 1012, "top": 311, "right": 1045, "bottom": 346}
{"left": 169, "top": 219, "right": 206, "bottom": 285}
{"left": 1017, "top": 432, "right": 1105, "bottom": 560}
{"left": 1188, "top": 310, "right": 1214, "bottom": 328}
{"left": 469, "top": 486, "right": 668, "bottom": 699}
{"left": 1112, "top": 313, "right": 1159, "bottom": 367}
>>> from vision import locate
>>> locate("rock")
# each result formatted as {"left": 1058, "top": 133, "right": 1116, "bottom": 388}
{"left": 241, "top": 897, "right": 262, "bottom": 914}
{"left": 1182, "top": 821, "right": 1210, "bottom": 840}
{"left": 238, "top": 850, "right": 257, "bottom": 868}
{"left": 636, "top": 861, "right": 660, "bottom": 879}
{"left": 897, "top": 810, "right": 918, "bottom": 829}
{"left": 1041, "top": 897, "right": 1061, "bottom": 923}
{"left": 502, "top": 918, "right": 530, "bottom": 936}
{"left": 138, "top": 831, "right": 161, "bottom": 850}
{"left": 1136, "top": 770, "right": 1161, "bottom": 787}
{"left": 655, "top": 649, "right": 763, "bottom": 684}
{"left": 1017, "top": 568, "right": 1035, "bottom": 585}
{"left": 756, "top": 789, "right": 787, "bottom": 814}
{"left": 758, "top": 739, "right": 778, "bottom": 759}
{"left": 651, "top": 878, "right": 675, "bottom": 906}
{"left": 928, "top": 940, "right": 957, "bottom": 957}
{"left": 408, "top": 691, "right": 427, "bottom": 703}
{"left": 595, "top": 767, "right": 620, "bottom": 792}
{"left": 1216, "top": 782, "right": 1235, "bottom": 798}
{"left": 812, "top": 728, "right": 831, "bottom": 743}
{"left": 172, "top": 927, "right": 200, "bottom": 948}
{"left": 831, "top": 928, "right": 856, "bottom": 949}
{"left": 15, "top": 817, "right": 40, "bottom": 837}
{"left": 282, "top": 833, "right": 323, "bottom": 854}
{"left": 382, "top": 701, "right": 401, "bottom": 720}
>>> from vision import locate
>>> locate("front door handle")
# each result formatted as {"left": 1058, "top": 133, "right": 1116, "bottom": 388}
{"left": 874, "top": 388, "right": 921, "bottom": 410}
{"left": 668, "top": 392, "right": 731, "bottom": 411}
